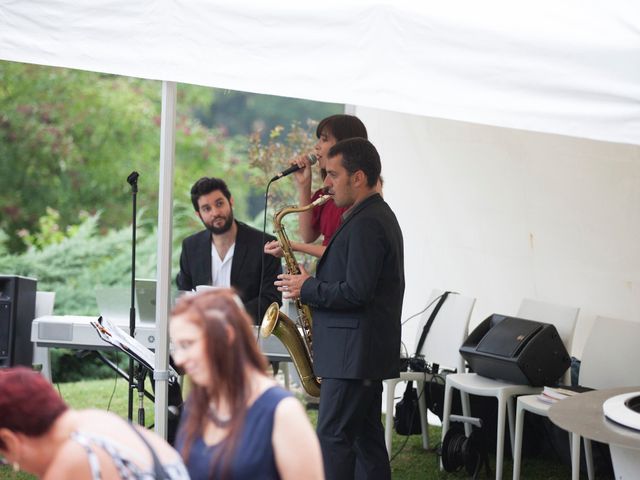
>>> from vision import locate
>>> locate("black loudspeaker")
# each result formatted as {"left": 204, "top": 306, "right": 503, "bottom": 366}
{"left": 0, "top": 275, "right": 37, "bottom": 368}
{"left": 459, "top": 314, "right": 570, "bottom": 387}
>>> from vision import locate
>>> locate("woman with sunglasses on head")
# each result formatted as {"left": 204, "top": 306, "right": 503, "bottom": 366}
{"left": 0, "top": 367, "right": 189, "bottom": 479}
{"left": 170, "top": 289, "right": 324, "bottom": 480}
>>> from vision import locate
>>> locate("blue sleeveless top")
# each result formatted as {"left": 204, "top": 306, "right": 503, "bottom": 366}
{"left": 176, "top": 386, "right": 292, "bottom": 480}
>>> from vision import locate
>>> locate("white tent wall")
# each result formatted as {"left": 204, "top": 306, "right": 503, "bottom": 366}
{"left": 358, "top": 106, "right": 640, "bottom": 358}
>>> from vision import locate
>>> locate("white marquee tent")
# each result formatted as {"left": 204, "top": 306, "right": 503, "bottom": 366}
{"left": 2, "top": 0, "right": 639, "bottom": 436}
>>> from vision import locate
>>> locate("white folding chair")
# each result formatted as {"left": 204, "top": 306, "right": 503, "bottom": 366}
{"left": 383, "top": 289, "right": 475, "bottom": 456}
{"left": 514, "top": 316, "right": 640, "bottom": 480}
{"left": 441, "top": 298, "right": 579, "bottom": 480}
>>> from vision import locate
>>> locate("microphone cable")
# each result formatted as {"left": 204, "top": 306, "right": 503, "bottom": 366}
{"left": 256, "top": 156, "right": 314, "bottom": 342}
{"left": 256, "top": 178, "right": 277, "bottom": 343}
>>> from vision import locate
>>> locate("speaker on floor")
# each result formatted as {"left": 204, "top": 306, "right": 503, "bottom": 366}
{"left": 459, "top": 314, "right": 570, "bottom": 386}
{"left": 0, "top": 275, "right": 37, "bottom": 368}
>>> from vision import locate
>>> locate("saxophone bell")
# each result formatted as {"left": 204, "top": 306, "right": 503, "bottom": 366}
{"left": 261, "top": 302, "right": 321, "bottom": 398}
{"left": 261, "top": 302, "right": 280, "bottom": 338}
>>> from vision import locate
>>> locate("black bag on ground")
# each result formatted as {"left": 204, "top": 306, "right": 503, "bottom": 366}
{"left": 394, "top": 381, "right": 422, "bottom": 435}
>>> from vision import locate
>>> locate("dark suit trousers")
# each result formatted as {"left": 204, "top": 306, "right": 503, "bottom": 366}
{"left": 317, "top": 378, "right": 391, "bottom": 480}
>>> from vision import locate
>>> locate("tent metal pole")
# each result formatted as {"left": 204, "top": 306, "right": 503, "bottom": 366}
{"left": 154, "top": 80, "right": 176, "bottom": 439}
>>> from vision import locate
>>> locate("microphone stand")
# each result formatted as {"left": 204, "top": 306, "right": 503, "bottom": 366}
{"left": 126, "top": 171, "right": 140, "bottom": 423}
{"left": 137, "top": 365, "right": 147, "bottom": 426}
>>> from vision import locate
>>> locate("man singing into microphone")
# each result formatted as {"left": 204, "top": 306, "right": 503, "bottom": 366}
{"left": 275, "top": 138, "right": 405, "bottom": 480}
{"left": 176, "top": 177, "right": 281, "bottom": 323}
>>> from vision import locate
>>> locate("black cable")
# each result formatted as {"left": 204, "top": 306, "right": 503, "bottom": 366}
{"left": 441, "top": 416, "right": 491, "bottom": 479}
{"left": 399, "top": 293, "right": 450, "bottom": 371}
{"left": 391, "top": 294, "right": 453, "bottom": 459}
{"left": 398, "top": 295, "right": 445, "bottom": 366}
{"left": 256, "top": 178, "right": 276, "bottom": 341}
{"left": 401, "top": 293, "right": 444, "bottom": 327}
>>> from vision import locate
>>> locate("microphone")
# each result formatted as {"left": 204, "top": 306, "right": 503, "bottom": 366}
{"left": 270, "top": 154, "right": 318, "bottom": 182}
{"left": 127, "top": 171, "right": 139, "bottom": 193}
{"left": 127, "top": 171, "right": 139, "bottom": 186}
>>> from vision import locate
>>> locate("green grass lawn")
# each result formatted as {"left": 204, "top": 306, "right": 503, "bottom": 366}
{"left": 1, "top": 377, "right": 576, "bottom": 479}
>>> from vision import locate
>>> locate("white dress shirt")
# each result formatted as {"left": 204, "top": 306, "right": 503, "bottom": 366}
{"left": 211, "top": 243, "right": 235, "bottom": 288}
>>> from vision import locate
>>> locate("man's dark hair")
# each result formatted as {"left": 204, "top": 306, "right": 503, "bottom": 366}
{"left": 328, "top": 138, "right": 381, "bottom": 188}
{"left": 316, "top": 114, "right": 368, "bottom": 142}
{"left": 190, "top": 177, "right": 232, "bottom": 211}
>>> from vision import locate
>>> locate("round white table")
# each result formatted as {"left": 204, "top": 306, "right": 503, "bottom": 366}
{"left": 549, "top": 386, "right": 640, "bottom": 479}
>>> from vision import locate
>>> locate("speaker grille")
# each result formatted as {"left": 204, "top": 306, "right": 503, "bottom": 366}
{"left": 476, "top": 317, "right": 542, "bottom": 357}
{"left": 38, "top": 322, "right": 73, "bottom": 341}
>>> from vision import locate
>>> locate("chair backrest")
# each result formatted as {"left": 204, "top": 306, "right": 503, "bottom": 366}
{"left": 517, "top": 298, "right": 579, "bottom": 354}
{"left": 579, "top": 316, "right": 640, "bottom": 389}
{"left": 35, "top": 291, "right": 56, "bottom": 317}
{"left": 414, "top": 289, "right": 476, "bottom": 372}
{"left": 517, "top": 298, "right": 579, "bottom": 384}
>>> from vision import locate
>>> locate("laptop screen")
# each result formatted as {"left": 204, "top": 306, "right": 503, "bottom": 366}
{"left": 135, "top": 278, "right": 157, "bottom": 324}
{"left": 95, "top": 286, "right": 131, "bottom": 325}
{"left": 95, "top": 279, "right": 163, "bottom": 325}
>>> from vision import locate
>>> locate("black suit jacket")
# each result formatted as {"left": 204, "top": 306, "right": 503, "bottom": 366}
{"left": 176, "top": 221, "right": 282, "bottom": 323}
{"left": 300, "top": 194, "right": 404, "bottom": 380}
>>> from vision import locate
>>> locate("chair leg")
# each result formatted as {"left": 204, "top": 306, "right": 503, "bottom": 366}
{"left": 417, "top": 379, "right": 429, "bottom": 450}
{"left": 512, "top": 402, "right": 526, "bottom": 480}
{"left": 460, "top": 390, "right": 472, "bottom": 437}
{"left": 506, "top": 396, "right": 516, "bottom": 454}
{"left": 609, "top": 445, "right": 640, "bottom": 480}
{"left": 495, "top": 396, "right": 507, "bottom": 480}
{"left": 584, "top": 438, "right": 594, "bottom": 480}
{"left": 282, "top": 362, "right": 290, "bottom": 390}
{"left": 440, "top": 381, "right": 454, "bottom": 470}
{"left": 384, "top": 379, "right": 399, "bottom": 457}
{"left": 571, "top": 432, "right": 581, "bottom": 480}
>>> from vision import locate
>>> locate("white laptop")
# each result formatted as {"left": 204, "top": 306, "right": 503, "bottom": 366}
{"left": 95, "top": 279, "right": 163, "bottom": 325}
{"left": 135, "top": 278, "right": 157, "bottom": 324}
{"left": 95, "top": 286, "right": 132, "bottom": 325}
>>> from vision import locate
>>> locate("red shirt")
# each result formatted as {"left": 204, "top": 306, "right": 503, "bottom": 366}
{"left": 311, "top": 188, "right": 348, "bottom": 245}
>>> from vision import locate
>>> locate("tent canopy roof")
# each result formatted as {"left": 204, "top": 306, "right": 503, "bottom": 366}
{"left": 1, "top": 0, "right": 639, "bottom": 145}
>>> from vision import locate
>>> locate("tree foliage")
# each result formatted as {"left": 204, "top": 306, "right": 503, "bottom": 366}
{"left": 0, "top": 62, "right": 162, "bottom": 251}
{"left": 0, "top": 63, "right": 262, "bottom": 253}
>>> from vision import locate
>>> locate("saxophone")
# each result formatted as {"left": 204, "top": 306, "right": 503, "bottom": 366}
{"left": 261, "top": 194, "right": 332, "bottom": 398}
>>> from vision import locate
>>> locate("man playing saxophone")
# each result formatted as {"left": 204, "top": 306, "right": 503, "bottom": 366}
{"left": 275, "top": 138, "right": 405, "bottom": 480}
